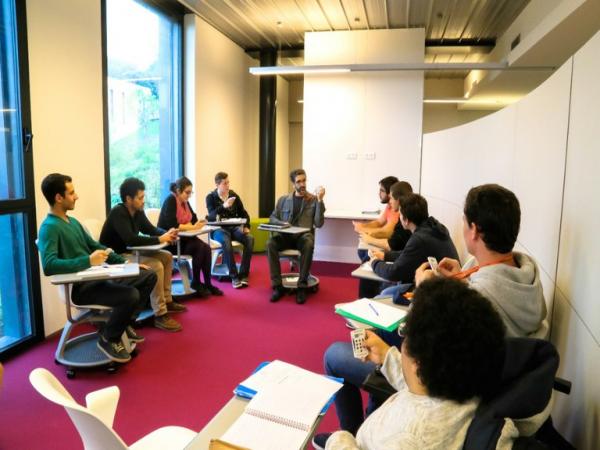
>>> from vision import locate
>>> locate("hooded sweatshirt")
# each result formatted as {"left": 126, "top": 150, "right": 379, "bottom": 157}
{"left": 372, "top": 216, "right": 459, "bottom": 283}
{"left": 466, "top": 252, "right": 548, "bottom": 339}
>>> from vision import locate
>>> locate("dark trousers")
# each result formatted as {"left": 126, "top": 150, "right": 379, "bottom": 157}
{"left": 212, "top": 227, "right": 254, "bottom": 278}
{"left": 168, "top": 237, "right": 213, "bottom": 286}
{"left": 71, "top": 269, "right": 157, "bottom": 342}
{"left": 266, "top": 232, "right": 314, "bottom": 288}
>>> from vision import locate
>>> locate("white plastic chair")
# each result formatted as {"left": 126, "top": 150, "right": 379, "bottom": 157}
{"left": 145, "top": 208, "right": 160, "bottom": 227}
{"left": 29, "top": 368, "right": 196, "bottom": 450}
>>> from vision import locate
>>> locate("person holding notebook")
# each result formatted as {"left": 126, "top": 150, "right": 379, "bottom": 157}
{"left": 312, "top": 277, "right": 507, "bottom": 449}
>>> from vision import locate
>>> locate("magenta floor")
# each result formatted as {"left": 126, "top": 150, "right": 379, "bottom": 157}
{"left": 0, "top": 255, "right": 360, "bottom": 449}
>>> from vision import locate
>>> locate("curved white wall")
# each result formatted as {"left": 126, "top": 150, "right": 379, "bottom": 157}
{"left": 422, "top": 29, "right": 600, "bottom": 449}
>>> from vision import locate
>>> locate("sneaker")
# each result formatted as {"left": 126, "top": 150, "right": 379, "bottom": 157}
{"left": 296, "top": 288, "right": 307, "bottom": 305}
{"left": 270, "top": 285, "right": 286, "bottom": 303}
{"left": 125, "top": 325, "right": 145, "bottom": 343}
{"left": 154, "top": 314, "right": 182, "bottom": 332}
{"left": 311, "top": 432, "right": 332, "bottom": 450}
{"left": 206, "top": 285, "right": 224, "bottom": 296}
{"left": 240, "top": 276, "right": 249, "bottom": 287}
{"left": 97, "top": 336, "right": 131, "bottom": 363}
{"left": 232, "top": 277, "right": 243, "bottom": 289}
{"left": 166, "top": 301, "right": 187, "bottom": 313}
{"left": 190, "top": 281, "right": 211, "bottom": 298}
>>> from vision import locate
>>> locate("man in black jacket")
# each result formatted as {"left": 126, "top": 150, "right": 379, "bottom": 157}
{"left": 369, "top": 193, "right": 459, "bottom": 298}
{"left": 100, "top": 177, "right": 185, "bottom": 332}
{"left": 205, "top": 172, "right": 254, "bottom": 289}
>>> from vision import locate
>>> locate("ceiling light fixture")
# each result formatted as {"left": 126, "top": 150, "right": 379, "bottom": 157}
{"left": 249, "top": 62, "right": 555, "bottom": 76}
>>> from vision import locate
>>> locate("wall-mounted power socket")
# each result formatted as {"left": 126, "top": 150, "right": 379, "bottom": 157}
{"left": 347, "top": 153, "right": 358, "bottom": 160}
{"left": 364, "top": 153, "right": 376, "bottom": 160}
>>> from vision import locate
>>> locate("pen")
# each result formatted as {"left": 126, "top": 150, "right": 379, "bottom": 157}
{"left": 369, "top": 302, "right": 380, "bottom": 316}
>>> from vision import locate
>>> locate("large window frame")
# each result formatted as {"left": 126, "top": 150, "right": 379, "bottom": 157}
{"left": 101, "top": 0, "right": 185, "bottom": 213}
{"left": 0, "top": 0, "right": 44, "bottom": 359}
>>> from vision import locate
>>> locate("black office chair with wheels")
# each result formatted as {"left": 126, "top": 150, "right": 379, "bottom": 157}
{"left": 362, "top": 338, "right": 574, "bottom": 450}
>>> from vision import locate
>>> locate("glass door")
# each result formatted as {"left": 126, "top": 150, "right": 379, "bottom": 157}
{"left": 0, "top": 0, "right": 43, "bottom": 357}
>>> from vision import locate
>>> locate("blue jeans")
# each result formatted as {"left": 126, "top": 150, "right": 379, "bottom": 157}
{"left": 212, "top": 227, "right": 254, "bottom": 278}
{"left": 324, "top": 342, "right": 378, "bottom": 435}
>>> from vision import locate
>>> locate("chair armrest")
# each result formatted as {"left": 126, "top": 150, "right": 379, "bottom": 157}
{"left": 85, "top": 386, "right": 120, "bottom": 428}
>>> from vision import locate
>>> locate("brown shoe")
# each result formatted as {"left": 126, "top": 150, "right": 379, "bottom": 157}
{"left": 154, "top": 314, "right": 182, "bottom": 332}
{"left": 166, "top": 301, "right": 187, "bottom": 313}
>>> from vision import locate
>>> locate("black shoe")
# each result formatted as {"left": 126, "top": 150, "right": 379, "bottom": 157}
{"left": 206, "top": 285, "right": 224, "bottom": 296}
{"left": 270, "top": 285, "right": 286, "bottom": 303}
{"left": 240, "top": 276, "right": 249, "bottom": 287}
{"left": 311, "top": 432, "right": 332, "bottom": 450}
{"left": 125, "top": 325, "right": 145, "bottom": 343}
{"left": 296, "top": 288, "right": 307, "bottom": 304}
{"left": 97, "top": 336, "right": 131, "bottom": 363}
{"left": 190, "top": 281, "right": 211, "bottom": 298}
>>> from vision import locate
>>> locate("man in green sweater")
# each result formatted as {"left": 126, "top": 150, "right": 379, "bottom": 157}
{"left": 37, "top": 173, "right": 157, "bottom": 363}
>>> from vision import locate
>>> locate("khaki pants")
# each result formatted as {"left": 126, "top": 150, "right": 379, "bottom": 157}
{"left": 123, "top": 250, "right": 173, "bottom": 316}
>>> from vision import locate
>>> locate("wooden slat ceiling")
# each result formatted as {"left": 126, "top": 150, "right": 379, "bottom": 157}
{"left": 182, "top": 0, "right": 530, "bottom": 78}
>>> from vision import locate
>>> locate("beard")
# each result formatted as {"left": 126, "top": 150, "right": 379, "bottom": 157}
{"left": 295, "top": 186, "right": 306, "bottom": 195}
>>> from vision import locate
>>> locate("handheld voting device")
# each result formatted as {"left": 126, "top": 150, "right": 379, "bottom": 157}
{"left": 351, "top": 329, "right": 368, "bottom": 360}
{"left": 428, "top": 256, "right": 439, "bottom": 273}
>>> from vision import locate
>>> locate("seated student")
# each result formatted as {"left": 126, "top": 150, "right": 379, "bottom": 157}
{"left": 369, "top": 193, "right": 459, "bottom": 299}
{"left": 158, "top": 176, "right": 223, "bottom": 297}
{"left": 266, "top": 168, "right": 326, "bottom": 304}
{"left": 353, "top": 176, "right": 400, "bottom": 263}
{"left": 37, "top": 173, "right": 157, "bottom": 363}
{"left": 313, "top": 278, "right": 507, "bottom": 450}
{"left": 357, "top": 181, "right": 413, "bottom": 298}
{"left": 205, "top": 172, "right": 254, "bottom": 289}
{"left": 416, "top": 183, "right": 548, "bottom": 339}
{"left": 100, "top": 177, "right": 186, "bottom": 333}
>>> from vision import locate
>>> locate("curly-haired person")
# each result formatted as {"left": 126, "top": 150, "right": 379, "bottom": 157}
{"left": 316, "top": 277, "right": 507, "bottom": 450}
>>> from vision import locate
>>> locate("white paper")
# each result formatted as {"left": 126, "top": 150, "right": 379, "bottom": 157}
{"left": 77, "top": 265, "right": 125, "bottom": 277}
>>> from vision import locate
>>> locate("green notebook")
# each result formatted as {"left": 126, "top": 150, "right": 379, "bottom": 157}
{"left": 335, "top": 298, "right": 408, "bottom": 332}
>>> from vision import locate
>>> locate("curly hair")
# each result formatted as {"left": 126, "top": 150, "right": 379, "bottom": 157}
{"left": 119, "top": 177, "right": 145, "bottom": 203}
{"left": 464, "top": 184, "right": 520, "bottom": 253}
{"left": 403, "top": 277, "right": 506, "bottom": 402}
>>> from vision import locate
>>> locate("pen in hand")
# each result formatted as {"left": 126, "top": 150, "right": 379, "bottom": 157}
{"left": 369, "top": 302, "right": 380, "bottom": 317}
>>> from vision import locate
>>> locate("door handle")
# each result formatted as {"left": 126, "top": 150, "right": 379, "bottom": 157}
{"left": 23, "top": 128, "right": 33, "bottom": 153}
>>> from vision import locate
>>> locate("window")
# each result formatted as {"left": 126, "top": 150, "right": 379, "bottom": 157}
{"left": 104, "top": 0, "right": 183, "bottom": 209}
{"left": 0, "top": 0, "right": 43, "bottom": 356}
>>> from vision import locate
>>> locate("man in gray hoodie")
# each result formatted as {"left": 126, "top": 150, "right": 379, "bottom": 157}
{"left": 417, "top": 183, "right": 548, "bottom": 339}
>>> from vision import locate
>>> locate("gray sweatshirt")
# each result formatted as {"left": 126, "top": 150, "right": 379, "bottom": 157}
{"left": 466, "top": 252, "right": 548, "bottom": 339}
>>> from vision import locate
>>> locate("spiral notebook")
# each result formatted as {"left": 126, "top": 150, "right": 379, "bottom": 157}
{"left": 220, "top": 361, "right": 342, "bottom": 450}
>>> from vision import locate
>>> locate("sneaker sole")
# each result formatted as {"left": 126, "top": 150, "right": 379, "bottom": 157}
{"left": 96, "top": 342, "right": 131, "bottom": 363}
{"left": 127, "top": 337, "right": 145, "bottom": 343}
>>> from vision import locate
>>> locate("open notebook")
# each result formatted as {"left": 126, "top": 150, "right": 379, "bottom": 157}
{"left": 220, "top": 360, "right": 342, "bottom": 450}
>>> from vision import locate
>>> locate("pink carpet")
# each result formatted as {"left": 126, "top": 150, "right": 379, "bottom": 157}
{"left": 0, "top": 255, "right": 359, "bottom": 449}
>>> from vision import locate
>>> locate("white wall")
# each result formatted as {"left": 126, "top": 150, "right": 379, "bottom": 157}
{"left": 303, "top": 29, "right": 424, "bottom": 212}
{"left": 551, "top": 30, "right": 600, "bottom": 450}
{"left": 184, "top": 15, "right": 259, "bottom": 218}
{"left": 27, "top": 0, "right": 106, "bottom": 335}
{"left": 423, "top": 29, "right": 600, "bottom": 448}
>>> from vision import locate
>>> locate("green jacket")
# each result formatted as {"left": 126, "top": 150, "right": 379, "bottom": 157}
{"left": 38, "top": 214, "right": 125, "bottom": 275}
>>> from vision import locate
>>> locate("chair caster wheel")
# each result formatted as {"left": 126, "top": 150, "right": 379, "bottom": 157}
{"left": 311, "top": 285, "right": 319, "bottom": 293}
{"left": 66, "top": 369, "right": 76, "bottom": 379}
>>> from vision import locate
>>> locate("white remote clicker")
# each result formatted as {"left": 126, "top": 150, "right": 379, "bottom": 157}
{"left": 428, "top": 256, "right": 439, "bottom": 273}
{"left": 351, "top": 329, "right": 368, "bottom": 360}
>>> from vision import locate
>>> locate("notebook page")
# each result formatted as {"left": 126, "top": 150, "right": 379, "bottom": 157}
{"left": 220, "top": 412, "right": 307, "bottom": 450}
{"left": 238, "top": 360, "right": 334, "bottom": 394}
{"left": 246, "top": 370, "right": 342, "bottom": 427}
